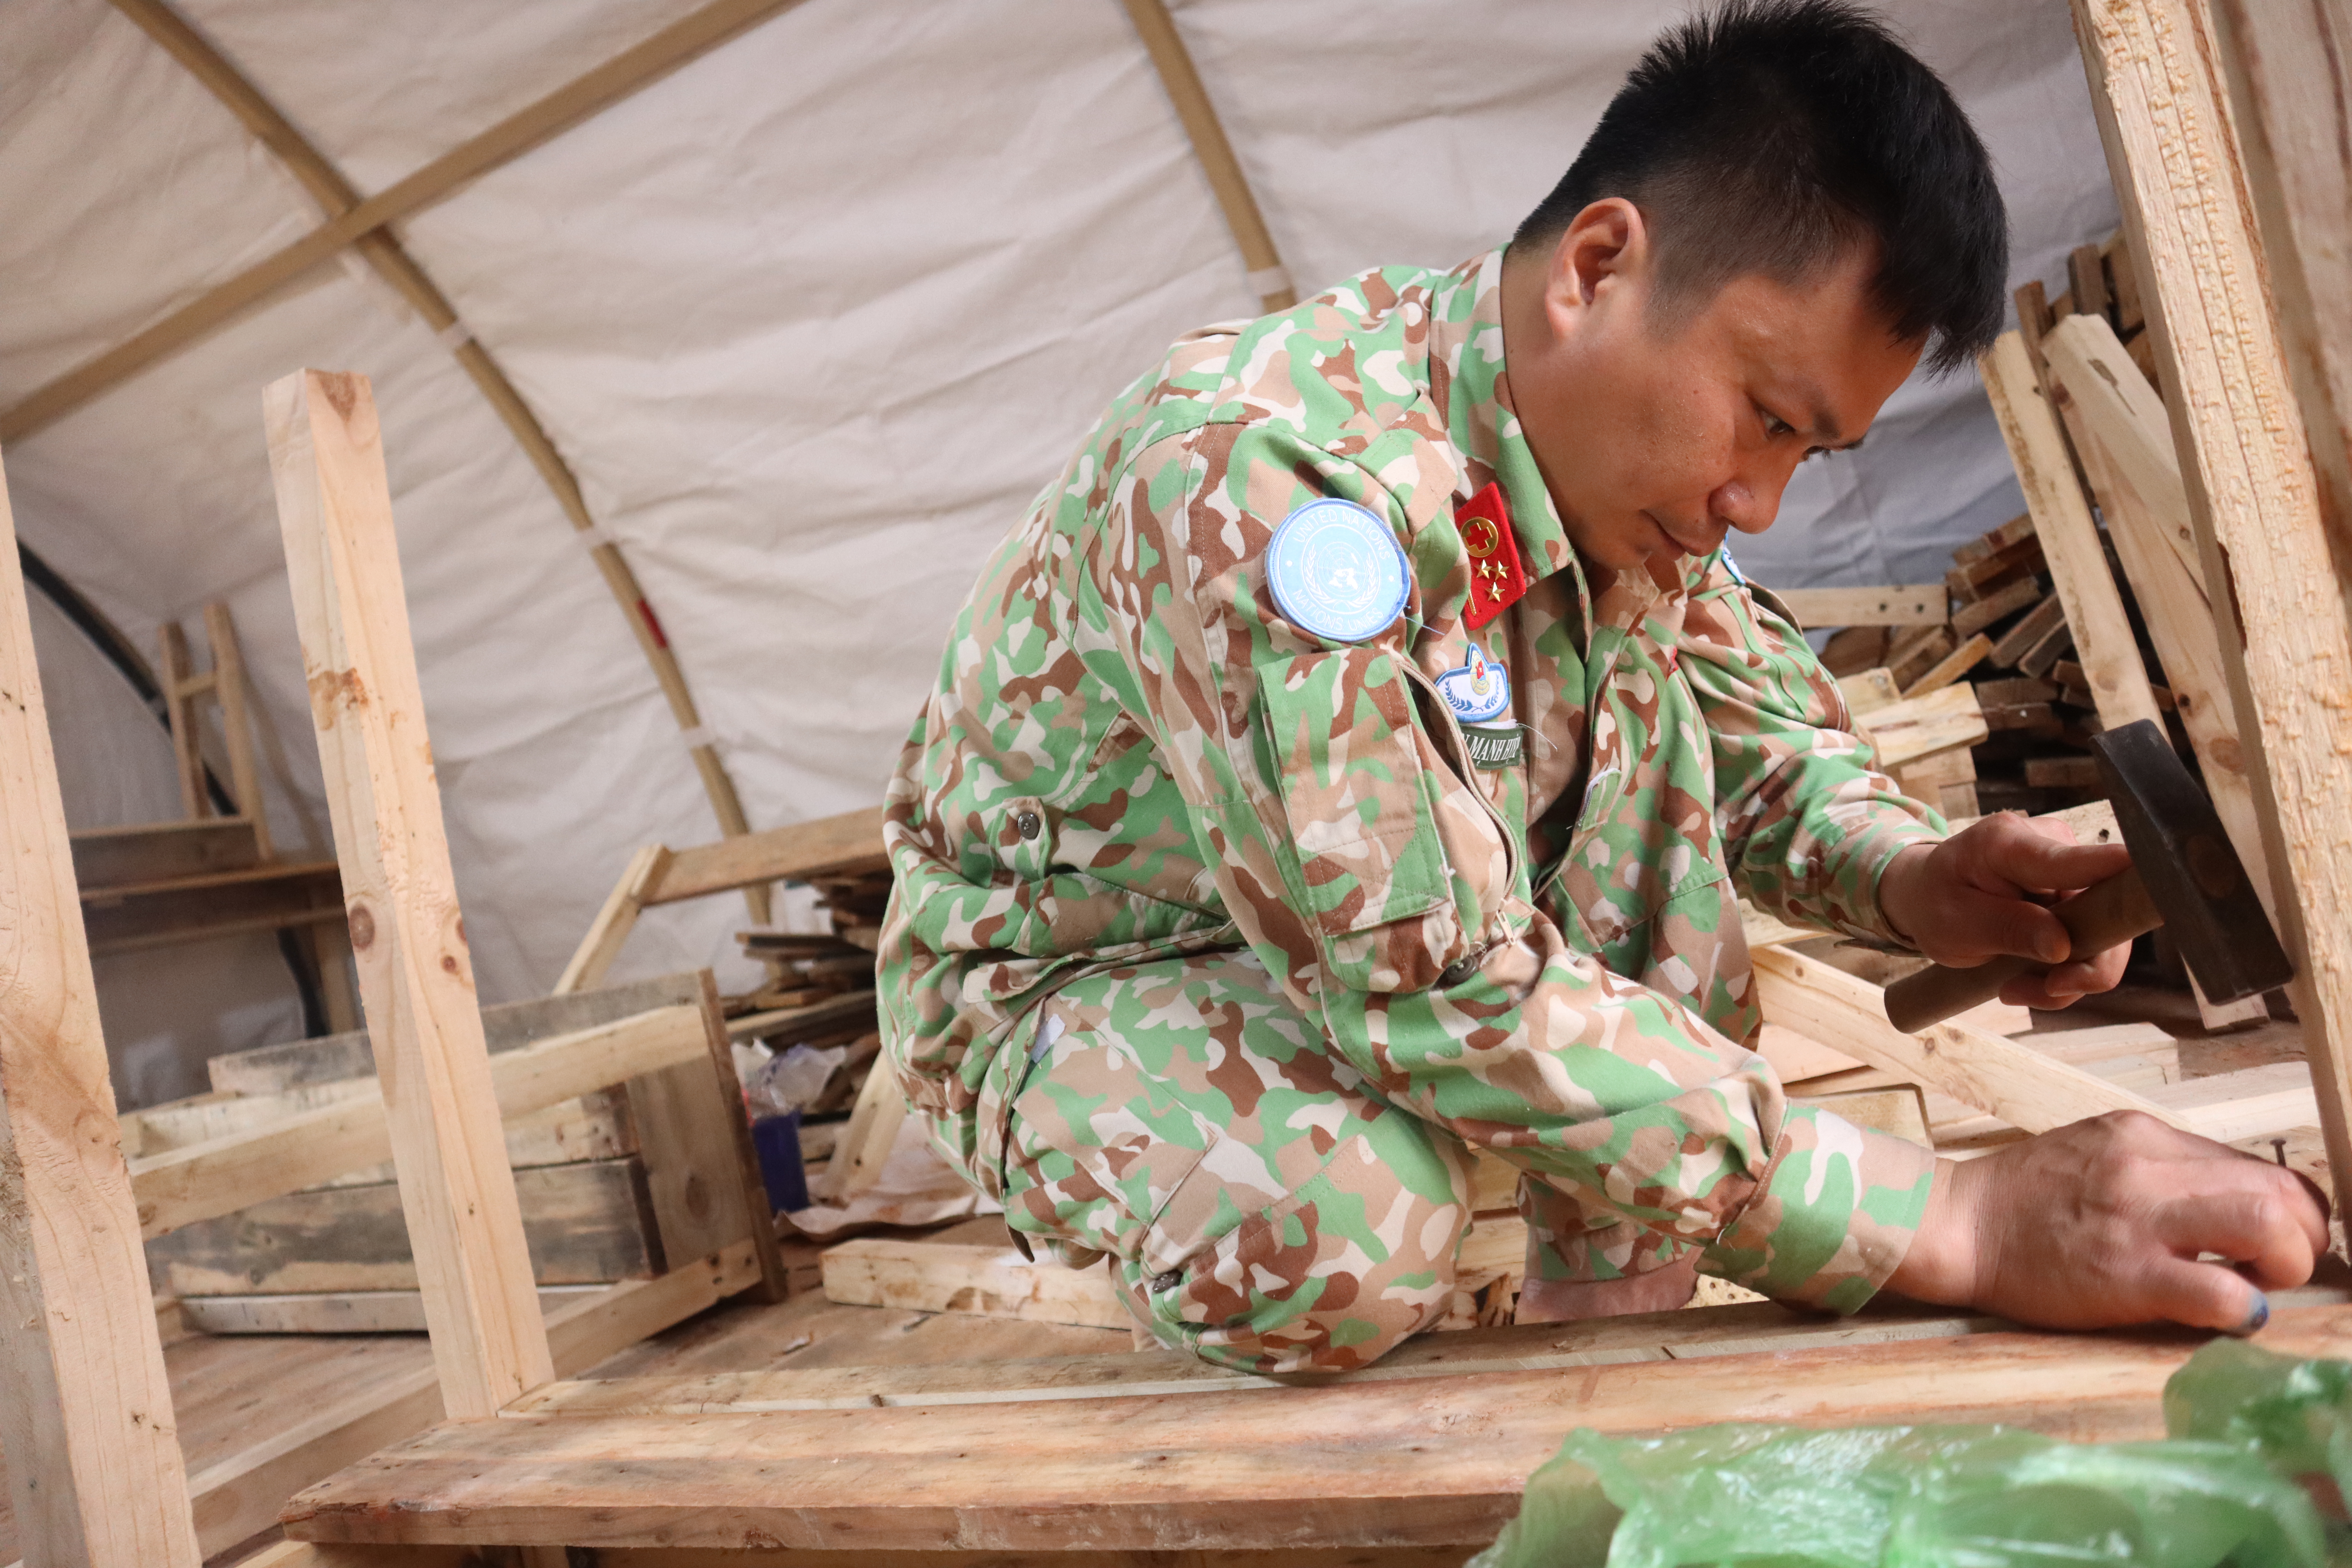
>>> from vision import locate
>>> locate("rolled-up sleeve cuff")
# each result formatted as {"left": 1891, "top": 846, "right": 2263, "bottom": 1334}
{"left": 1820, "top": 795, "right": 1947, "bottom": 949}
{"left": 1698, "top": 1106, "right": 1939, "bottom": 1314}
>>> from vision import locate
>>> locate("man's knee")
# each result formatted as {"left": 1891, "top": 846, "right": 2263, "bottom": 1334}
{"left": 1121, "top": 1118, "right": 1474, "bottom": 1376}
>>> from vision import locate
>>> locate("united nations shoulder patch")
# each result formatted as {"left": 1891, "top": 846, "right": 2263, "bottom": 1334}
{"left": 1264, "top": 498, "right": 1410, "bottom": 644}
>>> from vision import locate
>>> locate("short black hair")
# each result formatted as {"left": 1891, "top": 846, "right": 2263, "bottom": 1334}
{"left": 1512, "top": 0, "right": 2006, "bottom": 374}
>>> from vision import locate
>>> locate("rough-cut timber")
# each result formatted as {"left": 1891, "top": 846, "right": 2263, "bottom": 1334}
{"left": 0, "top": 451, "right": 203, "bottom": 1563}
{"left": 280, "top": 1303, "right": 2352, "bottom": 1551}
{"left": 2073, "top": 0, "right": 2352, "bottom": 1209}
{"left": 265, "top": 369, "right": 554, "bottom": 1417}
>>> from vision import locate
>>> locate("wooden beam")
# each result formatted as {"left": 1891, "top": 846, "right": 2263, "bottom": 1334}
{"left": 1769, "top": 584, "right": 1946, "bottom": 627}
{"left": 201, "top": 602, "right": 271, "bottom": 856}
{"left": 820, "top": 1239, "right": 1130, "bottom": 1330}
{"left": 276, "top": 1303, "right": 2352, "bottom": 1551}
{"left": 646, "top": 804, "right": 887, "bottom": 906}
{"left": 2071, "top": 0, "right": 2352, "bottom": 1204}
{"left": 1979, "top": 331, "right": 2162, "bottom": 731}
{"left": 264, "top": 369, "right": 552, "bottom": 1418}
{"left": 1750, "top": 946, "right": 2186, "bottom": 1134}
{"left": 102, "top": 0, "right": 771, "bottom": 919}
{"left": 0, "top": 452, "right": 202, "bottom": 1561}
{"left": 132, "top": 1004, "right": 703, "bottom": 1243}
{"left": 554, "top": 841, "right": 670, "bottom": 994}
{"left": 1849, "top": 682, "right": 1986, "bottom": 768}
{"left": 1117, "top": 0, "right": 1296, "bottom": 314}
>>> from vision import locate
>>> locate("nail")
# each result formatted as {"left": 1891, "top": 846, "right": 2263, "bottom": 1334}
{"left": 2231, "top": 1292, "right": 2271, "bottom": 1337}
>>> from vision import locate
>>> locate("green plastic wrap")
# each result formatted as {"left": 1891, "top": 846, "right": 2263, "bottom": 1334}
{"left": 2164, "top": 1338, "right": 2352, "bottom": 1504}
{"left": 1469, "top": 1339, "right": 2352, "bottom": 1568}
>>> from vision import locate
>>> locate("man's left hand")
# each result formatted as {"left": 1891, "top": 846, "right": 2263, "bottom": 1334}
{"left": 1876, "top": 812, "right": 2134, "bottom": 1010}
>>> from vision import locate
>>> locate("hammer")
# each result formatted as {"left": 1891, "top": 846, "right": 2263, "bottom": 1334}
{"left": 1882, "top": 719, "right": 2293, "bottom": 1034}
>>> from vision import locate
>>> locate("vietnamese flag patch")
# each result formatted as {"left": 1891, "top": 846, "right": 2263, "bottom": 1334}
{"left": 1456, "top": 482, "right": 1529, "bottom": 629}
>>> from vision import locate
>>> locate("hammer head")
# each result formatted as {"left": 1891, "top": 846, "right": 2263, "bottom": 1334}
{"left": 2091, "top": 719, "right": 2294, "bottom": 1003}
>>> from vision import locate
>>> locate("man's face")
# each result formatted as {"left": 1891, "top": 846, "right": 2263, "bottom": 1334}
{"left": 1503, "top": 202, "right": 1925, "bottom": 574}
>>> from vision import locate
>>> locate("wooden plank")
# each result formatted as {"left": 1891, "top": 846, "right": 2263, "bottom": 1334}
{"left": 183, "top": 1285, "right": 602, "bottom": 1336}
{"left": 202, "top": 602, "right": 271, "bottom": 858}
{"left": 2149, "top": 1063, "right": 2320, "bottom": 1142}
{"left": 159, "top": 618, "right": 206, "bottom": 819}
{"left": 279, "top": 1303, "right": 2352, "bottom": 1550}
{"left": 1953, "top": 512, "right": 2038, "bottom": 564}
{"left": 1751, "top": 946, "right": 2187, "bottom": 1134}
{"left": 265, "top": 369, "right": 552, "bottom": 1417}
{"left": 180, "top": 1241, "right": 760, "bottom": 1558}
{"left": 2070, "top": 241, "right": 2112, "bottom": 325}
{"left": 646, "top": 806, "right": 887, "bottom": 906}
{"left": 2072, "top": 0, "right": 2352, "bottom": 1197}
{"left": 130, "top": 1003, "right": 707, "bottom": 1240}
{"left": 821, "top": 1239, "right": 1130, "bottom": 1330}
{"left": 1835, "top": 667, "right": 1901, "bottom": 715}
{"left": 1768, "top": 584, "right": 1945, "bottom": 627}
{"left": 1950, "top": 574, "right": 2043, "bottom": 639}
{"left": 1987, "top": 592, "right": 2067, "bottom": 667}
{"left": 621, "top": 971, "right": 788, "bottom": 1302}
{"left": 823, "top": 1045, "right": 909, "bottom": 1202}
{"left": 1898, "top": 632, "right": 1991, "bottom": 697}
{"left": 1851, "top": 682, "right": 1986, "bottom": 768}
{"left": 69, "top": 817, "right": 262, "bottom": 890}
{"left": 725, "top": 987, "right": 878, "bottom": 1047}
{"left": 78, "top": 858, "right": 345, "bottom": 954}
{"left": 555, "top": 842, "right": 669, "bottom": 995}
{"left": 1980, "top": 330, "right": 2163, "bottom": 733}
{"left": 148, "top": 1158, "right": 663, "bottom": 1298}
{"left": 0, "top": 454, "right": 202, "bottom": 1562}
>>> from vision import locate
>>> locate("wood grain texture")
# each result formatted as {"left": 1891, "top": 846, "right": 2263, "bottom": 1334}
{"left": 130, "top": 1003, "right": 705, "bottom": 1239}
{"left": 1752, "top": 946, "right": 2186, "bottom": 1133}
{"left": 264, "top": 369, "right": 552, "bottom": 1417}
{"left": 647, "top": 806, "right": 886, "bottom": 905}
{"left": 1771, "top": 584, "right": 1946, "bottom": 627}
{"left": 554, "top": 842, "right": 668, "bottom": 994}
{"left": 281, "top": 1304, "right": 2352, "bottom": 1550}
{"left": 820, "top": 1239, "right": 1131, "bottom": 1330}
{"left": 0, "top": 452, "right": 202, "bottom": 1563}
{"left": 1980, "top": 331, "right": 2162, "bottom": 733}
{"left": 2072, "top": 0, "right": 2352, "bottom": 1208}
{"left": 2045, "top": 314, "right": 2278, "bottom": 917}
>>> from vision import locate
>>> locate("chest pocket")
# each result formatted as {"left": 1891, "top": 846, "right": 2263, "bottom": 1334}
{"left": 1256, "top": 647, "right": 1459, "bottom": 988}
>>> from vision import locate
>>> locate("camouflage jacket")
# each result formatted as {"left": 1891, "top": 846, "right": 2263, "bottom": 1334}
{"left": 879, "top": 249, "right": 1946, "bottom": 1308}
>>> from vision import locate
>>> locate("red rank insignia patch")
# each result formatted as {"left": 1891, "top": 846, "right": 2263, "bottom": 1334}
{"left": 1455, "top": 482, "right": 1528, "bottom": 630}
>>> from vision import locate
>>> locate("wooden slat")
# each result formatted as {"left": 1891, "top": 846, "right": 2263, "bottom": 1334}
{"left": 68, "top": 816, "right": 262, "bottom": 889}
{"left": 280, "top": 1303, "right": 2352, "bottom": 1550}
{"left": 1769, "top": 584, "right": 1945, "bottom": 627}
{"left": 0, "top": 456, "right": 202, "bottom": 1562}
{"left": 554, "top": 842, "right": 669, "bottom": 994}
{"left": 183, "top": 1285, "right": 602, "bottom": 1336}
{"left": 202, "top": 602, "right": 271, "bottom": 857}
{"left": 265, "top": 369, "right": 552, "bottom": 1418}
{"left": 1751, "top": 946, "right": 2186, "bottom": 1134}
{"left": 820, "top": 1239, "right": 1131, "bottom": 1330}
{"left": 1850, "top": 682, "right": 1986, "bottom": 768}
{"left": 130, "top": 1001, "right": 706, "bottom": 1238}
{"left": 1980, "top": 330, "right": 2162, "bottom": 733}
{"left": 1898, "top": 632, "right": 1991, "bottom": 697}
{"left": 78, "top": 859, "right": 344, "bottom": 954}
{"left": 647, "top": 806, "right": 887, "bottom": 905}
{"left": 2074, "top": 0, "right": 2352, "bottom": 1204}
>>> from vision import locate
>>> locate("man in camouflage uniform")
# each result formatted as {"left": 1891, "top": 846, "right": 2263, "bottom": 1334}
{"left": 877, "top": 0, "right": 2326, "bottom": 1373}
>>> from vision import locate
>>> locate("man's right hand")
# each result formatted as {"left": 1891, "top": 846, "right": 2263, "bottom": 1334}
{"left": 1887, "top": 1111, "right": 2330, "bottom": 1333}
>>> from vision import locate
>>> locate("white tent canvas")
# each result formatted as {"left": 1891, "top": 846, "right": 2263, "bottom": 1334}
{"left": 0, "top": 0, "right": 2117, "bottom": 1105}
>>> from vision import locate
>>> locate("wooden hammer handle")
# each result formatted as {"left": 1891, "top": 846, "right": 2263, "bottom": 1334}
{"left": 1881, "top": 870, "right": 2161, "bottom": 1034}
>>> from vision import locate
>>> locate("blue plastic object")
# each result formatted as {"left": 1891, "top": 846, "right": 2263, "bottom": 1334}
{"left": 751, "top": 1111, "right": 808, "bottom": 1214}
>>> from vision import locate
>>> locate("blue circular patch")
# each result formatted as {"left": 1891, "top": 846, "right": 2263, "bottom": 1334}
{"left": 1264, "top": 498, "right": 1410, "bottom": 644}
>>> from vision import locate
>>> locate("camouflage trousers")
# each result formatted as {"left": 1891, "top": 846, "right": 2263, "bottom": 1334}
{"left": 994, "top": 949, "right": 1694, "bottom": 1377}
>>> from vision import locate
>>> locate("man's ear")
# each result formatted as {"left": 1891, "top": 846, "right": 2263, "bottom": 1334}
{"left": 1546, "top": 198, "right": 1647, "bottom": 335}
